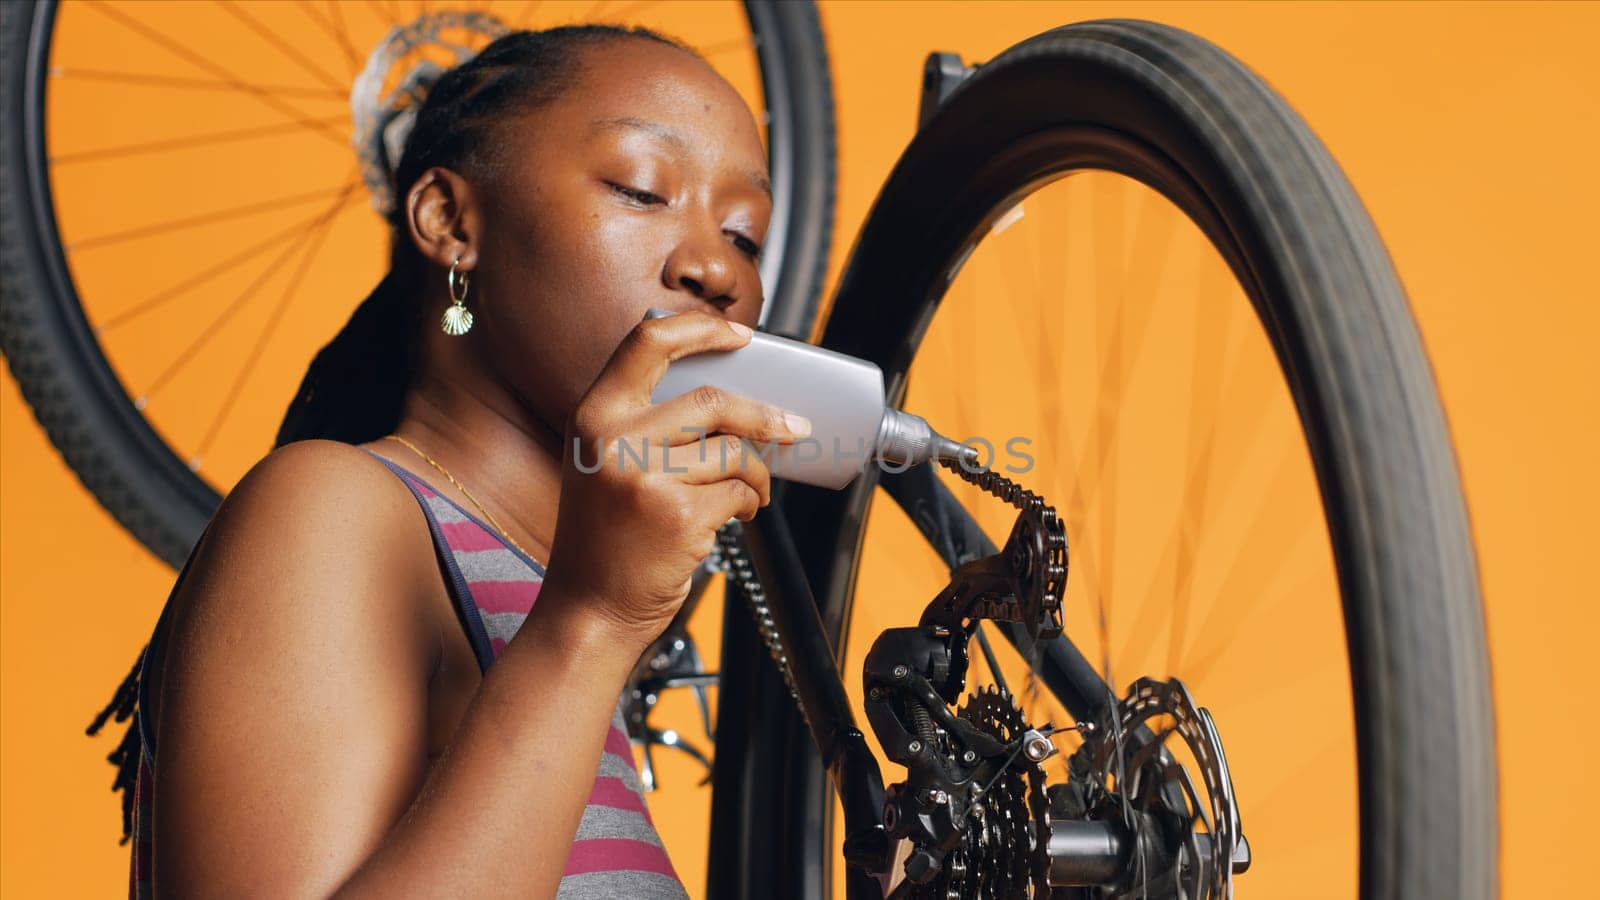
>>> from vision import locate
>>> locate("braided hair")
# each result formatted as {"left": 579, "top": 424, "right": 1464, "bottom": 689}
{"left": 276, "top": 23, "right": 702, "bottom": 447}
{"left": 88, "top": 22, "right": 701, "bottom": 846}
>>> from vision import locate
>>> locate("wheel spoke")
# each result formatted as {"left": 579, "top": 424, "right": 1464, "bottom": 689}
{"left": 1163, "top": 264, "right": 1232, "bottom": 676}
{"left": 80, "top": 0, "right": 347, "bottom": 146}
{"left": 515, "top": 1, "right": 544, "bottom": 27}
{"left": 1116, "top": 339, "right": 1285, "bottom": 676}
{"left": 362, "top": 0, "right": 399, "bottom": 28}
{"left": 138, "top": 184, "right": 358, "bottom": 404}
{"left": 295, "top": 0, "right": 363, "bottom": 74}
{"left": 1108, "top": 257, "right": 1237, "bottom": 676}
{"left": 194, "top": 192, "right": 349, "bottom": 461}
{"left": 67, "top": 184, "right": 352, "bottom": 252}
{"left": 49, "top": 116, "right": 348, "bottom": 166}
{"left": 97, "top": 216, "right": 317, "bottom": 334}
{"left": 1177, "top": 454, "right": 1316, "bottom": 685}
{"left": 49, "top": 66, "right": 345, "bottom": 100}
{"left": 138, "top": 230, "right": 316, "bottom": 402}
{"left": 604, "top": 0, "right": 668, "bottom": 21}
{"left": 1082, "top": 181, "right": 1176, "bottom": 693}
{"left": 325, "top": 0, "right": 365, "bottom": 68}
{"left": 698, "top": 35, "right": 758, "bottom": 58}
{"left": 216, "top": 0, "right": 350, "bottom": 95}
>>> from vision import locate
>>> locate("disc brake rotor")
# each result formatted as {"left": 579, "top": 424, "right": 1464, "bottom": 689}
{"left": 1081, "top": 677, "right": 1243, "bottom": 900}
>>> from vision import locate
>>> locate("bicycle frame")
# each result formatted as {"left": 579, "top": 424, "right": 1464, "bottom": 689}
{"left": 709, "top": 467, "right": 1118, "bottom": 899}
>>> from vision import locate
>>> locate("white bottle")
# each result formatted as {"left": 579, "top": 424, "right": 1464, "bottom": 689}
{"left": 644, "top": 308, "right": 973, "bottom": 490}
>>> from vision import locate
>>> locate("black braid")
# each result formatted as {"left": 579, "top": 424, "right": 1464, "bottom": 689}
{"left": 92, "top": 22, "right": 700, "bottom": 847}
{"left": 85, "top": 651, "right": 144, "bottom": 845}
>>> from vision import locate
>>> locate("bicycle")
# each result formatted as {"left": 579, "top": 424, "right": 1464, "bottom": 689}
{"left": 698, "top": 19, "right": 1495, "bottom": 900}
{"left": 1, "top": 6, "right": 1496, "bottom": 899}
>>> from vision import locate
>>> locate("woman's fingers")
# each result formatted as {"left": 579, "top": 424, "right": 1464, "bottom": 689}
{"left": 636, "top": 383, "right": 810, "bottom": 448}
{"left": 664, "top": 435, "right": 774, "bottom": 508}
{"left": 723, "top": 478, "right": 762, "bottom": 523}
{"left": 588, "top": 311, "right": 753, "bottom": 410}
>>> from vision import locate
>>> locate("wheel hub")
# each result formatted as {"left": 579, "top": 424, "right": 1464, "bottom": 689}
{"left": 350, "top": 10, "right": 510, "bottom": 215}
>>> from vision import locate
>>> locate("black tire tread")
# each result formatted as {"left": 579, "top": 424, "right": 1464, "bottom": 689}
{"left": 1, "top": 0, "right": 199, "bottom": 566}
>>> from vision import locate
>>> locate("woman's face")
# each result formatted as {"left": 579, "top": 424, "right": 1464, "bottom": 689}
{"left": 455, "top": 38, "right": 772, "bottom": 435}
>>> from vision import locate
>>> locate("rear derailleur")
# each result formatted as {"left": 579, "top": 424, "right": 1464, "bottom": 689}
{"left": 862, "top": 468, "right": 1247, "bottom": 898}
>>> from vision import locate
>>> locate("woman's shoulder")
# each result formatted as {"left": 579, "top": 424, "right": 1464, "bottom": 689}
{"left": 144, "top": 442, "right": 449, "bottom": 885}
{"left": 147, "top": 440, "right": 443, "bottom": 738}
{"left": 141, "top": 439, "right": 440, "bottom": 745}
{"left": 222, "top": 439, "right": 419, "bottom": 538}
{"left": 175, "top": 439, "right": 439, "bottom": 631}
{"left": 240, "top": 437, "right": 403, "bottom": 494}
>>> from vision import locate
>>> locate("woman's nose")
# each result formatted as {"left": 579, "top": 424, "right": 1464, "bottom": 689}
{"left": 662, "top": 230, "right": 739, "bottom": 310}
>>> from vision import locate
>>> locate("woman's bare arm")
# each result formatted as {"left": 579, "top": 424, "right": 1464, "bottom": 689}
{"left": 333, "top": 591, "right": 642, "bottom": 898}
{"left": 154, "top": 313, "right": 798, "bottom": 898}
{"left": 152, "top": 440, "right": 646, "bottom": 898}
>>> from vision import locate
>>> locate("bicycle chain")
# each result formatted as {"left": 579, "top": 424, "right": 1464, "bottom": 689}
{"left": 936, "top": 457, "right": 1069, "bottom": 642}
{"left": 937, "top": 457, "right": 1052, "bottom": 514}
{"left": 712, "top": 527, "right": 811, "bottom": 731}
{"left": 712, "top": 458, "right": 1066, "bottom": 896}
{"left": 711, "top": 458, "right": 1064, "bottom": 728}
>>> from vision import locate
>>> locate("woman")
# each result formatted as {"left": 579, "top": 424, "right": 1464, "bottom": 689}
{"left": 88, "top": 23, "right": 811, "bottom": 898}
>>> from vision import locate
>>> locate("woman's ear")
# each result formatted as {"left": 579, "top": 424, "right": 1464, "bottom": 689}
{"left": 404, "top": 166, "right": 481, "bottom": 271}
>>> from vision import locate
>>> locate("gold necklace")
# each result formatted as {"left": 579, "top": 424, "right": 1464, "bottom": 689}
{"left": 382, "top": 434, "right": 538, "bottom": 563}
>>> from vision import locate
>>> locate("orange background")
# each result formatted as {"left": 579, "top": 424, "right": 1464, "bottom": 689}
{"left": 3, "top": 1, "right": 1597, "bottom": 897}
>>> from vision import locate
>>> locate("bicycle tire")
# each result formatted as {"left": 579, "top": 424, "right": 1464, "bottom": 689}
{"left": 714, "top": 18, "right": 1495, "bottom": 899}
{"left": 0, "top": 0, "right": 836, "bottom": 569}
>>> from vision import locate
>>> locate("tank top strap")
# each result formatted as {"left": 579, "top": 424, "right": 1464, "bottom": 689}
{"left": 362, "top": 448, "right": 502, "bottom": 672}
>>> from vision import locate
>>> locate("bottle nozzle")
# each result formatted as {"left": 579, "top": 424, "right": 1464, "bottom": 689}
{"left": 933, "top": 434, "right": 981, "bottom": 468}
{"left": 874, "top": 409, "right": 980, "bottom": 470}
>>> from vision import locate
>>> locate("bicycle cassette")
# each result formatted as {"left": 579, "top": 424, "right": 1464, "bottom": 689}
{"left": 896, "top": 686, "right": 1051, "bottom": 900}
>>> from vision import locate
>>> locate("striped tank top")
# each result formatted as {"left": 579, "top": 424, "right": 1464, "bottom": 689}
{"left": 126, "top": 447, "right": 687, "bottom": 898}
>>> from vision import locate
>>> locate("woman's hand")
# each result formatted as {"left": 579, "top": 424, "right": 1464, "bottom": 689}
{"left": 538, "top": 310, "right": 810, "bottom": 649}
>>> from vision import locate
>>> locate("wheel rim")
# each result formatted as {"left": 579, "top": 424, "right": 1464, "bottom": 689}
{"left": 818, "top": 119, "right": 1360, "bottom": 895}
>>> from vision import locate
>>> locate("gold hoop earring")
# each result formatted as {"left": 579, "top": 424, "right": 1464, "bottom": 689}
{"left": 442, "top": 257, "right": 474, "bottom": 336}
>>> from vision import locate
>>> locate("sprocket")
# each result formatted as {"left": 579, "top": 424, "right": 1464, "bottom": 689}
{"left": 905, "top": 686, "right": 1049, "bottom": 899}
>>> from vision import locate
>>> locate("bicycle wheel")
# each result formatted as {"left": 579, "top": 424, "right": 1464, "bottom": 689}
{"left": 0, "top": 0, "right": 835, "bottom": 568}
{"left": 714, "top": 18, "right": 1495, "bottom": 900}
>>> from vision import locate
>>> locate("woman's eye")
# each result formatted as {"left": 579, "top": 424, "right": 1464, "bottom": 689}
{"left": 608, "top": 182, "right": 665, "bottom": 206}
{"left": 729, "top": 232, "right": 763, "bottom": 260}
